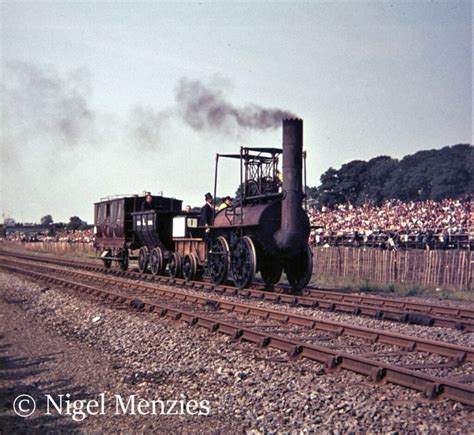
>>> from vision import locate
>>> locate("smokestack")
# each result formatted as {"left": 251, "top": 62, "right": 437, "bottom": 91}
{"left": 274, "top": 119, "right": 309, "bottom": 256}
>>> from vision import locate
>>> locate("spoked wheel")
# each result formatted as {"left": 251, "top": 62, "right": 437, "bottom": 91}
{"left": 138, "top": 247, "right": 149, "bottom": 273}
{"left": 208, "top": 236, "right": 230, "bottom": 285}
{"left": 150, "top": 247, "right": 164, "bottom": 275}
{"left": 260, "top": 255, "right": 283, "bottom": 287}
{"left": 117, "top": 248, "right": 129, "bottom": 271}
{"left": 231, "top": 236, "right": 256, "bottom": 289}
{"left": 168, "top": 252, "right": 182, "bottom": 278}
{"left": 284, "top": 245, "right": 313, "bottom": 293}
{"left": 182, "top": 253, "right": 198, "bottom": 281}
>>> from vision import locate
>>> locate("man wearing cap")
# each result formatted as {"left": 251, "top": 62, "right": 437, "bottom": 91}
{"left": 218, "top": 196, "right": 233, "bottom": 211}
{"left": 199, "top": 192, "right": 214, "bottom": 227}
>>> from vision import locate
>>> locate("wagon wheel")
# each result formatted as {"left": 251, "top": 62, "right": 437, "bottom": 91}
{"left": 102, "top": 250, "right": 112, "bottom": 269}
{"left": 150, "top": 247, "right": 164, "bottom": 275}
{"left": 260, "top": 255, "right": 282, "bottom": 287}
{"left": 208, "top": 236, "right": 230, "bottom": 285}
{"left": 231, "top": 236, "right": 256, "bottom": 289}
{"left": 168, "top": 252, "right": 182, "bottom": 278}
{"left": 284, "top": 245, "right": 313, "bottom": 292}
{"left": 118, "top": 248, "right": 129, "bottom": 271}
{"left": 103, "top": 258, "right": 112, "bottom": 269}
{"left": 138, "top": 247, "right": 149, "bottom": 273}
{"left": 195, "top": 265, "right": 204, "bottom": 280}
{"left": 182, "top": 253, "right": 198, "bottom": 281}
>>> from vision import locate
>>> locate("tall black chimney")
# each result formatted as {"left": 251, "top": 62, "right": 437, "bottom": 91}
{"left": 274, "top": 119, "right": 309, "bottom": 256}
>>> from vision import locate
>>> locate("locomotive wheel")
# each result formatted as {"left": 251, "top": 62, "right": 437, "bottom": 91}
{"left": 284, "top": 245, "right": 313, "bottom": 292}
{"left": 138, "top": 247, "right": 149, "bottom": 273}
{"left": 168, "top": 252, "right": 182, "bottom": 278}
{"left": 150, "top": 247, "right": 164, "bottom": 275}
{"left": 182, "top": 253, "right": 198, "bottom": 281}
{"left": 208, "top": 236, "right": 230, "bottom": 285}
{"left": 118, "top": 249, "right": 129, "bottom": 271}
{"left": 231, "top": 236, "right": 256, "bottom": 289}
{"left": 260, "top": 255, "right": 283, "bottom": 287}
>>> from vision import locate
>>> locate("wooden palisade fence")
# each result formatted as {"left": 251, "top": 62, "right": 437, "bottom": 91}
{"left": 312, "top": 247, "right": 473, "bottom": 291}
{"left": 3, "top": 242, "right": 472, "bottom": 291}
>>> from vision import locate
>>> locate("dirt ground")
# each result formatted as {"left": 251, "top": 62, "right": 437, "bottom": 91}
{"left": 0, "top": 271, "right": 472, "bottom": 433}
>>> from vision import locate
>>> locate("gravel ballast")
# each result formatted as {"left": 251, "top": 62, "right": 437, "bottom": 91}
{"left": 0, "top": 271, "right": 472, "bottom": 432}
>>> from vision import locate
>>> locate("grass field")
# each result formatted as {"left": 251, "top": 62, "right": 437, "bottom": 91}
{"left": 309, "top": 274, "right": 474, "bottom": 302}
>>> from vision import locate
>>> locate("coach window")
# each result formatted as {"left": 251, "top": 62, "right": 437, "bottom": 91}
{"left": 117, "top": 202, "right": 123, "bottom": 221}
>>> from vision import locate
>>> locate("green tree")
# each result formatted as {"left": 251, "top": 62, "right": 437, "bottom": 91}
{"left": 316, "top": 167, "right": 343, "bottom": 207}
{"left": 40, "top": 215, "right": 53, "bottom": 226}
{"left": 356, "top": 156, "right": 398, "bottom": 205}
{"left": 334, "top": 160, "right": 367, "bottom": 204}
{"left": 314, "top": 144, "right": 473, "bottom": 207}
{"left": 67, "top": 216, "right": 84, "bottom": 230}
{"left": 305, "top": 186, "right": 318, "bottom": 200}
{"left": 382, "top": 144, "right": 472, "bottom": 202}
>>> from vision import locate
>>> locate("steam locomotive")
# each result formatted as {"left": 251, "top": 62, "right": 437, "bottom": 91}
{"left": 94, "top": 119, "right": 313, "bottom": 292}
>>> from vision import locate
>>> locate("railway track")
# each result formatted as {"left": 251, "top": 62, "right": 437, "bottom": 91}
{"left": 1, "top": 254, "right": 473, "bottom": 406}
{"left": 1, "top": 248, "right": 473, "bottom": 332}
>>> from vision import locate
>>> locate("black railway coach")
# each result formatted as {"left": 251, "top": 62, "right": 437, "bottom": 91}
{"left": 94, "top": 194, "right": 182, "bottom": 270}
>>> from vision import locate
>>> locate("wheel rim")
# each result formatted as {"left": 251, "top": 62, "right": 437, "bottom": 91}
{"left": 208, "top": 236, "right": 229, "bottom": 285}
{"left": 168, "top": 252, "right": 181, "bottom": 278}
{"left": 284, "top": 245, "right": 313, "bottom": 292}
{"left": 260, "top": 255, "right": 282, "bottom": 287}
{"left": 138, "top": 247, "right": 149, "bottom": 273}
{"left": 118, "top": 249, "right": 129, "bottom": 271}
{"left": 150, "top": 248, "right": 164, "bottom": 275}
{"left": 183, "top": 253, "right": 197, "bottom": 281}
{"left": 231, "top": 236, "right": 256, "bottom": 288}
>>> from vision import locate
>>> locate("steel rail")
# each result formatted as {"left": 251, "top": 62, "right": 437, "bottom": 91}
{"left": 2, "top": 261, "right": 473, "bottom": 407}
{"left": 1, "top": 248, "right": 473, "bottom": 332}
{"left": 303, "top": 287, "right": 474, "bottom": 320}
{"left": 2, "top": 257, "right": 473, "bottom": 364}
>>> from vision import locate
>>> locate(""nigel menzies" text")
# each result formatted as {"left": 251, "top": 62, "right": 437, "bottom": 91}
{"left": 44, "top": 393, "right": 210, "bottom": 421}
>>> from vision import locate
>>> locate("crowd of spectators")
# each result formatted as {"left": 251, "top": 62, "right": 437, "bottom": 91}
{"left": 308, "top": 197, "right": 472, "bottom": 250}
{"left": 2, "top": 197, "right": 472, "bottom": 251}
{"left": 2, "top": 229, "right": 95, "bottom": 243}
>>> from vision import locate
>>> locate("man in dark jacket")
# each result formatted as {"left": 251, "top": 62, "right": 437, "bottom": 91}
{"left": 141, "top": 194, "right": 154, "bottom": 211}
{"left": 199, "top": 192, "right": 214, "bottom": 227}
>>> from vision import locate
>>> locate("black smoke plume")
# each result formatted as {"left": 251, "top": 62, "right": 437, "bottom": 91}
{"left": 175, "top": 78, "right": 296, "bottom": 133}
{"left": 128, "top": 105, "right": 169, "bottom": 150}
{"left": 1, "top": 61, "right": 95, "bottom": 151}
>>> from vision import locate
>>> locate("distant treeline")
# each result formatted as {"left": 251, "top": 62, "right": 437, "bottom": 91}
{"left": 307, "top": 144, "right": 473, "bottom": 207}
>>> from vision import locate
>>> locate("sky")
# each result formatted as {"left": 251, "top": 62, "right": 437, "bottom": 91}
{"left": 0, "top": 0, "right": 472, "bottom": 224}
